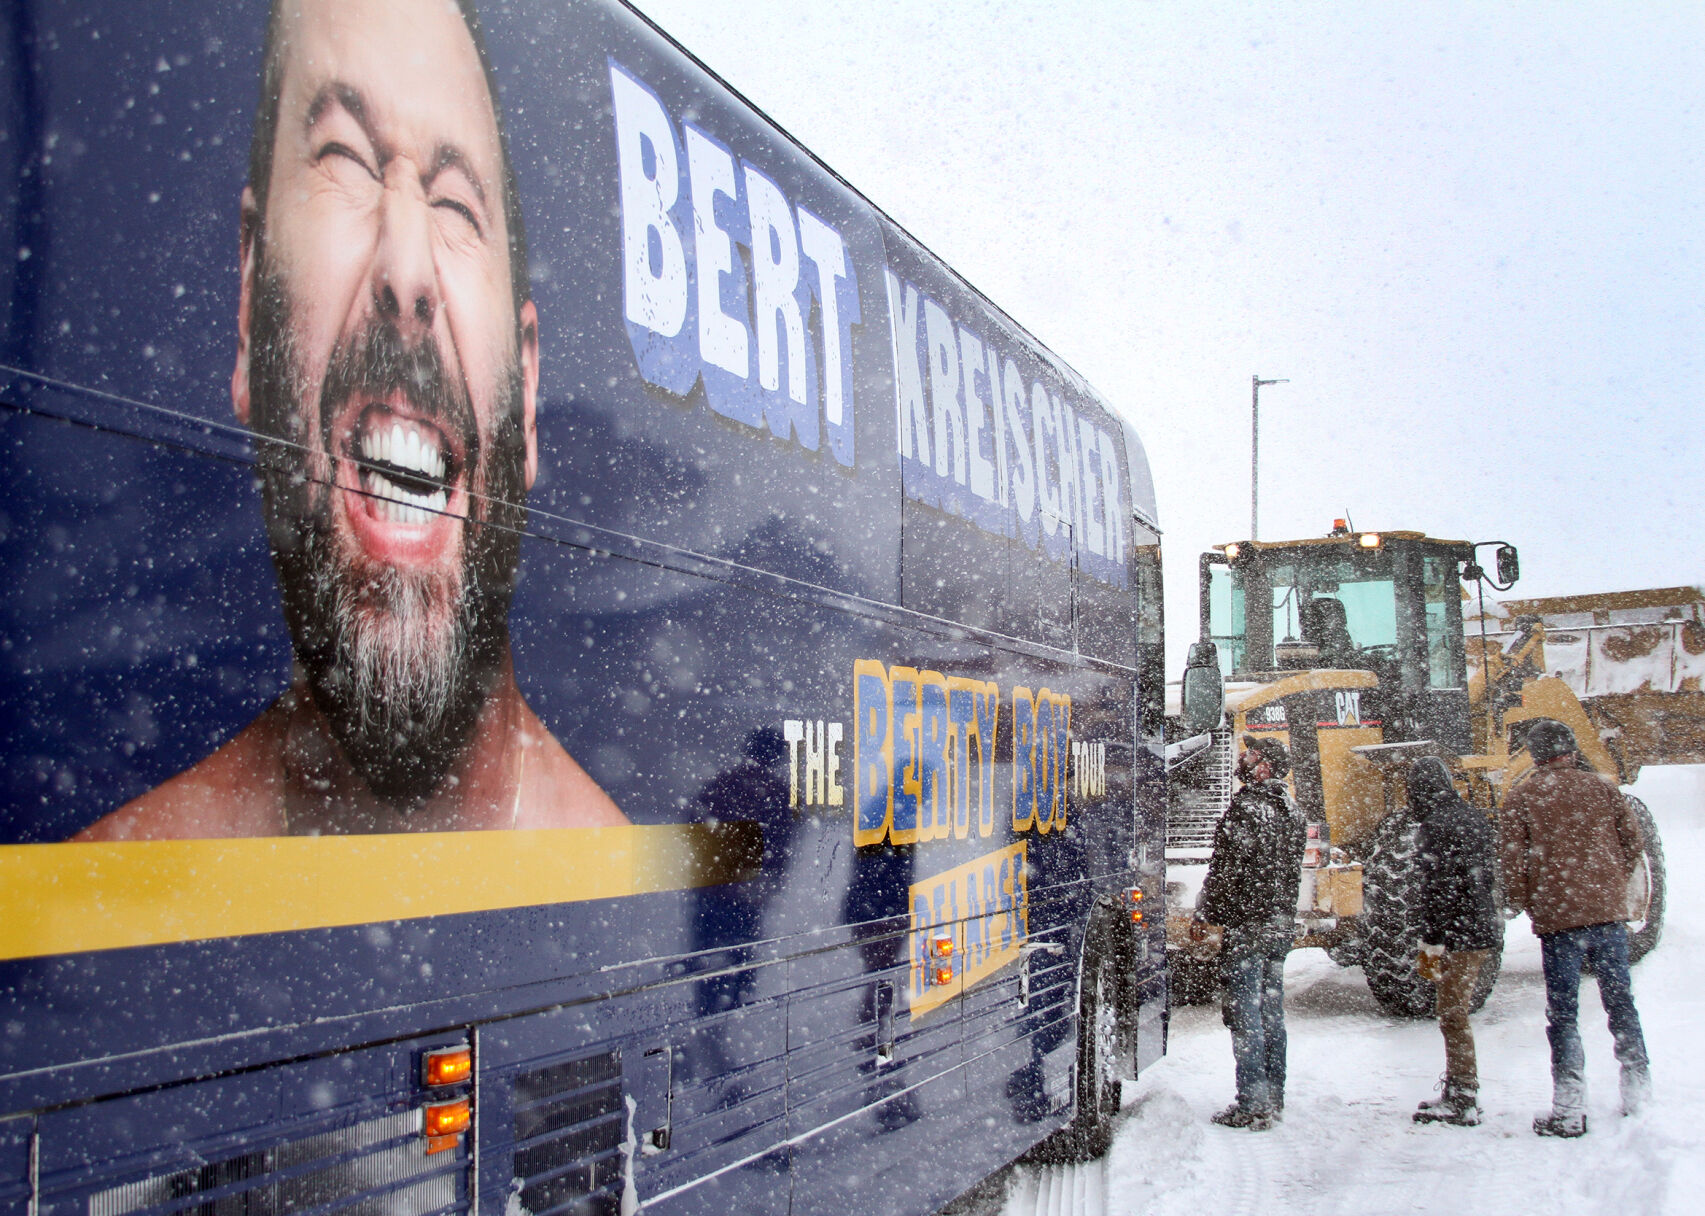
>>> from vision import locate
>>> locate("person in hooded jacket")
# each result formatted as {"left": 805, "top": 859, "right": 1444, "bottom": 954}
{"left": 1407, "top": 757, "right": 1501, "bottom": 1126}
{"left": 1500, "top": 718, "right": 1650, "bottom": 1138}
{"left": 1194, "top": 735, "right": 1305, "bottom": 1131}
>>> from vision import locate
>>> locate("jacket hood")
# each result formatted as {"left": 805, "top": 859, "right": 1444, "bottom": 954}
{"left": 1407, "top": 757, "right": 1461, "bottom": 814}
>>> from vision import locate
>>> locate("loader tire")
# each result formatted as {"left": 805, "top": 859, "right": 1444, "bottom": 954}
{"left": 1625, "top": 795, "right": 1665, "bottom": 964}
{"left": 1325, "top": 939, "right": 1363, "bottom": 968}
{"left": 1360, "top": 818, "right": 1435, "bottom": 1017}
{"left": 1360, "top": 818, "right": 1503, "bottom": 1017}
{"left": 1582, "top": 795, "right": 1665, "bottom": 977}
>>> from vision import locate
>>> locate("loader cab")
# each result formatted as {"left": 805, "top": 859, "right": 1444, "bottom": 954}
{"left": 1200, "top": 530, "right": 1475, "bottom": 751}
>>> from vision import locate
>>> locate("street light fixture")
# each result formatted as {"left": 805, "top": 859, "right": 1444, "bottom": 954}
{"left": 1251, "top": 374, "right": 1288, "bottom": 540}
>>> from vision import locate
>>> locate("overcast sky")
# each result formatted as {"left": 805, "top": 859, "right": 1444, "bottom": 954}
{"left": 629, "top": 0, "right": 1705, "bottom": 671}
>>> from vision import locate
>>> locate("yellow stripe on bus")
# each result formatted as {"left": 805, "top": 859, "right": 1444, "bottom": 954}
{"left": 0, "top": 823, "right": 762, "bottom": 960}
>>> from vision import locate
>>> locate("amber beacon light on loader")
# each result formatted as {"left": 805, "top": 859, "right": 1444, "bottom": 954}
{"left": 1165, "top": 522, "right": 1676, "bottom": 1017}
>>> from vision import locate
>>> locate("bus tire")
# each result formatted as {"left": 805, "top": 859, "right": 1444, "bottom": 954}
{"left": 1625, "top": 795, "right": 1666, "bottom": 964}
{"left": 1037, "top": 927, "right": 1122, "bottom": 1162}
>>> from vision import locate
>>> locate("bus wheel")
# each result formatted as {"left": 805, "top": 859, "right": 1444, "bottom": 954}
{"left": 1037, "top": 930, "right": 1122, "bottom": 1162}
{"left": 1070, "top": 931, "right": 1123, "bottom": 1158}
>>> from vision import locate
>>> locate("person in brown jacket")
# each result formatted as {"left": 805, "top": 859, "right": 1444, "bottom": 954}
{"left": 1499, "top": 719, "right": 1650, "bottom": 1138}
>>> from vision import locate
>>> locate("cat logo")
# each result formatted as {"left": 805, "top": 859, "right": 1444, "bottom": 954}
{"left": 1334, "top": 690, "right": 1362, "bottom": 727}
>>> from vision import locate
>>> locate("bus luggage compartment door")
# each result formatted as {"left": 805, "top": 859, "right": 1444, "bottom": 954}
{"left": 32, "top": 1034, "right": 473, "bottom": 1216}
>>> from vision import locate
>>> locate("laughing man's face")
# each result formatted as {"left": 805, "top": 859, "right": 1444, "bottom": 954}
{"left": 234, "top": 0, "right": 540, "bottom": 803}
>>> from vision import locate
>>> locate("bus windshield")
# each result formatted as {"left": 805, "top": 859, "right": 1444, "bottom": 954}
{"left": 1209, "top": 548, "right": 1397, "bottom": 674}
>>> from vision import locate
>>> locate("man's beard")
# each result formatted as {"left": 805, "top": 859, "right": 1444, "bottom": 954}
{"left": 248, "top": 254, "right": 529, "bottom": 805}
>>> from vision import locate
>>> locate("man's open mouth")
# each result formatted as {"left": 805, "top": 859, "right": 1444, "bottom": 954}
{"left": 350, "top": 406, "right": 461, "bottom": 524}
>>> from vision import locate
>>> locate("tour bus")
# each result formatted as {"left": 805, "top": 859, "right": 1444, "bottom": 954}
{"left": 0, "top": 2, "right": 1190, "bottom": 1212}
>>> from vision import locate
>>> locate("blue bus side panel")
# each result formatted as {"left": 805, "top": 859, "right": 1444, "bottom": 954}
{"left": 0, "top": 1118, "right": 28, "bottom": 1216}
{"left": 0, "top": 0, "right": 1156, "bottom": 1205}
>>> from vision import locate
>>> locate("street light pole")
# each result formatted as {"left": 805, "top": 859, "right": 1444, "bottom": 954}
{"left": 1251, "top": 375, "right": 1288, "bottom": 540}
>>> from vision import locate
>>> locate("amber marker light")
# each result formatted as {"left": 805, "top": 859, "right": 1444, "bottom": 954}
{"left": 423, "top": 1047, "right": 472, "bottom": 1088}
{"left": 1359, "top": 532, "right": 1382, "bottom": 549}
{"left": 423, "top": 1098, "right": 471, "bottom": 1150}
{"left": 1223, "top": 543, "right": 1241, "bottom": 561}
{"left": 929, "top": 933, "right": 956, "bottom": 985}
{"left": 1125, "top": 887, "right": 1145, "bottom": 924}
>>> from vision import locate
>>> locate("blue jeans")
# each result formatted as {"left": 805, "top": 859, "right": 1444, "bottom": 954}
{"left": 1540, "top": 922, "right": 1649, "bottom": 1113}
{"left": 1220, "top": 942, "right": 1288, "bottom": 1113}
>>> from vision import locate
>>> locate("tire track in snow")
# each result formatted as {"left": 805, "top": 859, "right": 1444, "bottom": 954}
{"left": 1194, "top": 1121, "right": 1277, "bottom": 1216}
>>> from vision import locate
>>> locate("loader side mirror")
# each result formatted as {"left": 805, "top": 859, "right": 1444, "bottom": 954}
{"left": 1496, "top": 545, "right": 1519, "bottom": 586}
{"left": 1180, "top": 642, "right": 1225, "bottom": 737}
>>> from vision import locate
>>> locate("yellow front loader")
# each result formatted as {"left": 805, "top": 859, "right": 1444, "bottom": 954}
{"left": 1166, "top": 526, "right": 1672, "bottom": 1016}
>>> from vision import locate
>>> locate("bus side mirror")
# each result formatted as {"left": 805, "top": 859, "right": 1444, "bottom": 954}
{"left": 1496, "top": 545, "right": 1519, "bottom": 586}
{"left": 1180, "top": 642, "right": 1225, "bottom": 737}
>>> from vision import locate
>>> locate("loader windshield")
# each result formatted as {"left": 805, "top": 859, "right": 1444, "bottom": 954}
{"left": 1208, "top": 547, "right": 1397, "bottom": 674}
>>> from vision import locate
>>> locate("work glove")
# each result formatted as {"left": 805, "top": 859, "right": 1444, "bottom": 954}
{"left": 1185, "top": 916, "right": 1223, "bottom": 959}
{"left": 1416, "top": 942, "right": 1444, "bottom": 983}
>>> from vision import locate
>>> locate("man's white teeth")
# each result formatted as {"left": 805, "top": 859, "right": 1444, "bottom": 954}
{"left": 354, "top": 415, "right": 451, "bottom": 526}
{"left": 365, "top": 470, "right": 448, "bottom": 524}
{"left": 359, "top": 420, "right": 446, "bottom": 481}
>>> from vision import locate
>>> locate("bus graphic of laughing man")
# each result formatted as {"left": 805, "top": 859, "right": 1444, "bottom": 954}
{"left": 80, "top": 0, "right": 625, "bottom": 839}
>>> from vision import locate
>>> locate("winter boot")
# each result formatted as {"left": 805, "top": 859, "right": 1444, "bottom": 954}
{"left": 1212, "top": 1103, "right": 1275, "bottom": 1132}
{"left": 1536, "top": 1066, "right": 1588, "bottom": 1138}
{"left": 1413, "top": 1078, "right": 1481, "bottom": 1127}
{"left": 1620, "top": 1065, "right": 1652, "bottom": 1116}
{"left": 1533, "top": 1111, "right": 1588, "bottom": 1138}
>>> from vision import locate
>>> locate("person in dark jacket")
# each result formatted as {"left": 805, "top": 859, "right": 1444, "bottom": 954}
{"left": 1194, "top": 735, "right": 1305, "bottom": 1131}
{"left": 1407, "top": 757, "right": 1501, "bottom": 1126}
{"left": 1500, "top": 719, "right": 1650, "bottom": 1138}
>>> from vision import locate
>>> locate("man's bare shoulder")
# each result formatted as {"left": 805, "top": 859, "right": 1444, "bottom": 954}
{"left": 73, "top": 715, "right": 289, "bottom": 841}
{"left": 514, "top": 703, "right": 629, "bottom": 829}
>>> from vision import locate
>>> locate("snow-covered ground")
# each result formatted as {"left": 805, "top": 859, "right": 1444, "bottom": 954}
{"left": 1005, "top": 764, "right": 1705, "bottom": 1216}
